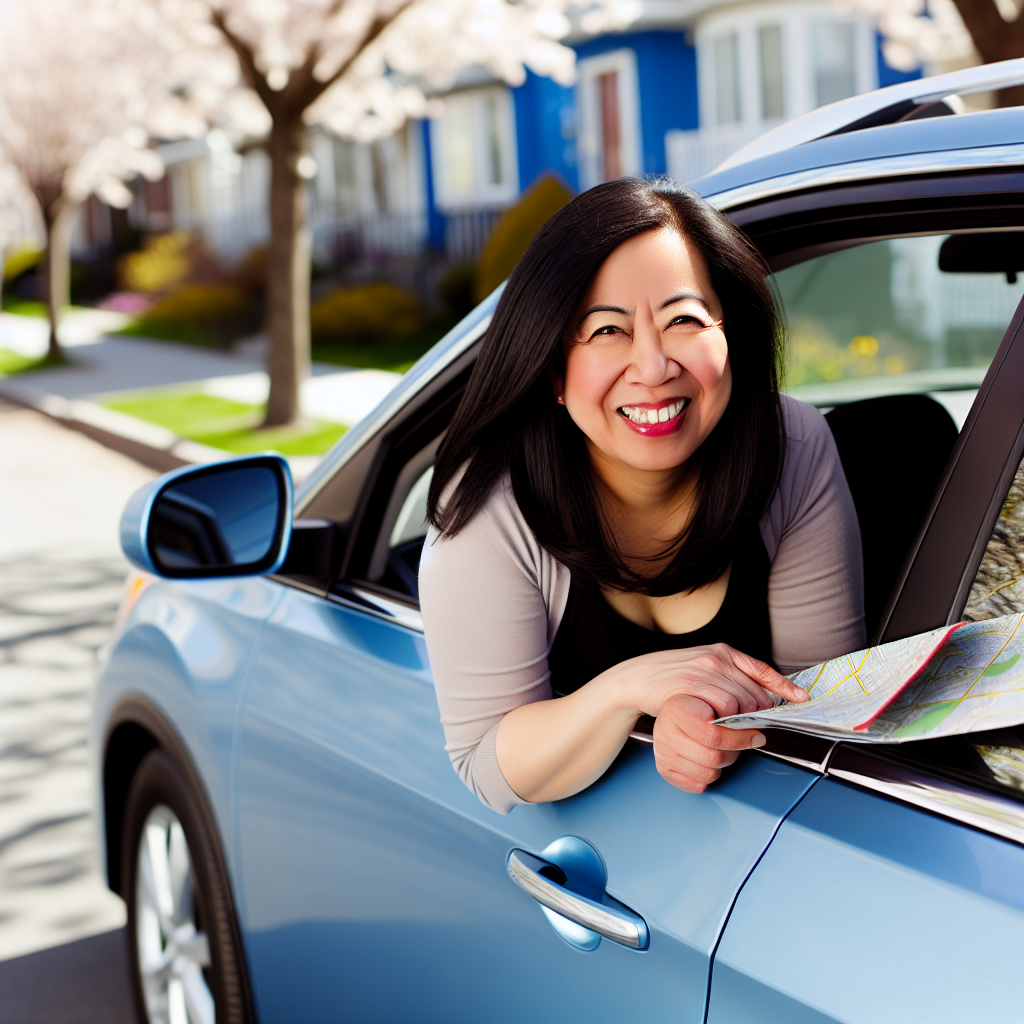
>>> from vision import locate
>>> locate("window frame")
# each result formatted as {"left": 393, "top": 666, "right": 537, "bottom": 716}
{"left": 429, "top": 85, "right": 519, "bottom": 211}
{"left": 575, "top": 48, "right": 642, "bottom": 191}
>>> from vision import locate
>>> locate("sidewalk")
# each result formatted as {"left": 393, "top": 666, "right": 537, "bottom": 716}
{"left": 0, "top": 311, "right": 402, "bottom": 481}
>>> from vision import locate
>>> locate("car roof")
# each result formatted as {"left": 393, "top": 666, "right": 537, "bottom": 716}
{"left": 692, "top": 107, "right": 1023, "bottom": 208}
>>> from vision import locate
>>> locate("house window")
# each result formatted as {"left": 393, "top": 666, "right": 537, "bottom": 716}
{"left": 714, "top": 33, "right": 741, "bottom": 125}
{"left": 813, "top": 20, "right": 857, "bottom": 106}
{"left": 758, "top": 24, "right": 785, "bottom": 119}
{"left": 576, "top": 49, "right": 642, "bottom": 191}
{"left": 430, "top": 86, "right": 518, "bottom": 210}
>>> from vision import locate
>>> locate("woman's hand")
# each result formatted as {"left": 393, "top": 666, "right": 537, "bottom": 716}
{"left": 629, "top": 644, "right": 810, "bottom": 793}
{"left": 496, "top": 643, "right": 808, "bottom": 804}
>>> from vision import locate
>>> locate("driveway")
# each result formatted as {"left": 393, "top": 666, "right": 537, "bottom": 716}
{"left": 0, "top": 398, "right": 153, "bottom": 1022}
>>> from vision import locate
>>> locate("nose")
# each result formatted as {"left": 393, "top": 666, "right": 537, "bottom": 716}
{"left": 626, "top": 314, "right": 681, "bottom": 388}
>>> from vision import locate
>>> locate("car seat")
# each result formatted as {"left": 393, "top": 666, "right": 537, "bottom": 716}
{"left": 824, "top": 394, "right": 959, "bottom": 642}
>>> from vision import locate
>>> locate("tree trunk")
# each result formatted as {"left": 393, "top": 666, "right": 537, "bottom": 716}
{"left": 952, "top": 0, "right": 1024, "bottom": 107}
{"left": 263, "top": 115, "right": 311, "bottom": 428}
{"left": 43, "top": 204, "right": 74, "bottom": 362}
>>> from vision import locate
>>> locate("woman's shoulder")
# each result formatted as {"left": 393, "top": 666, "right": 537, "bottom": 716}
{"left": 765, "top": 396, "right": 845, "bottom": 538}
{"left": 423, "top": 468, "right": 552, "bottom": 582}
{"left": 779, "top": 393, "right": 832, "bottom": 447}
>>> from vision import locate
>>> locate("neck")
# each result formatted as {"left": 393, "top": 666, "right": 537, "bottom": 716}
{"left": 587, "top": 441, "right": 696, "bottom": 520}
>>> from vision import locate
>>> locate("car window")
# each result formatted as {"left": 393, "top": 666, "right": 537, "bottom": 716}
{"left": 963, "top": 455, "right": 1024, "bottom": 622}
{"left": 776, "top": 233, "right": 1024, "bottom": 427}
{"left": 380, "top": 465, "right": 433, "bottom": 598}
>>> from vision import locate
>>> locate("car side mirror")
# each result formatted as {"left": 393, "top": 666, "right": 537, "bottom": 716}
{"left": 120, "top": 454, "right": 293, "bottom": 578}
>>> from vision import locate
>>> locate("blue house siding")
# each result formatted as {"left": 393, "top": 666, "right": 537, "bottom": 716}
{"left": 574, "top": 30, "right": 698, "bottom": 176}
{"left": 420, "top": 119, "right": 446, "bottom": 250}
{"left": 513, "top": 70, "right": 579, "bottom": 192}
{"left": 875, "top": 32, "right": 923, "bottom": 89}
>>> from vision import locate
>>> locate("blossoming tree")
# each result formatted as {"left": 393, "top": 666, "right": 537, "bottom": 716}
{"left": 0, "top": 0, "right": 199, "bottom": 360}
{"left": 151, "top": 0, "right": 630, "bottom": 427}
{"left": 848, "top": 0, "right": 1023, "bottom": 107}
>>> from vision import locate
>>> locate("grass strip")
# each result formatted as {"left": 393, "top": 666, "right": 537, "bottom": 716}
{"left": 0, "top": 348, "right": 68, "bottom": 375}
{"left": 103, "top": 390, "right": 347, "bottom": 457}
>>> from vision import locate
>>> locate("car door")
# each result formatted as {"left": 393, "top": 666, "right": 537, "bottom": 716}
{"left": 706, "top": 190, "right": 1024, "bottom": 1022}
{"left": 233, "top": 366, "right": 819, "bottom": 1024}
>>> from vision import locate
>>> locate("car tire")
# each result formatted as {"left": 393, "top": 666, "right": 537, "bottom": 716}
{"left": 122, "top": 748, "right": 253, "bottom": 1024}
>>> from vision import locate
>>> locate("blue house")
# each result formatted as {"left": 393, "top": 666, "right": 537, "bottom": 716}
{"left": 142, "top": 1, "right": 921, "bottom": 267}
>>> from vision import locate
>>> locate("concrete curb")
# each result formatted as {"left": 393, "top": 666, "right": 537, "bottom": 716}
{"left": 0, "top": 378, "right": 239, "bottom": 474}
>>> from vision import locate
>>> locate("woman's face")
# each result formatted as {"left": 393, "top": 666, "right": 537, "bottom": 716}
{"left": 558, "top": 227, "right": 731, "bottom": 477}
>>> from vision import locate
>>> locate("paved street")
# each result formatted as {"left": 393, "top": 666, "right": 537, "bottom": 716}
{"left": 0, "top": 398, "right": 153, "bottom": 1021}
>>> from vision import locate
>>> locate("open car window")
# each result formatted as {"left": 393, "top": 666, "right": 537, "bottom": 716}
{"left": 777, "top": 232, "right": 1024, "bottom": 427}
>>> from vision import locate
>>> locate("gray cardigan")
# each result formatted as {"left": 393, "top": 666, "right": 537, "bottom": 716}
{"left": 419, "top": 396, "right": 865, "bottom": 813}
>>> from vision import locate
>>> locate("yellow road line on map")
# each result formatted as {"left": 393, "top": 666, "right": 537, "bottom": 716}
{"left": 805, "top": 662, "right": 830, "bottom": 694}
{"left": 821, "top": 650, "right": 871, "bottom": 698}
{"left": 959, "top": 618, "right": 1023, "bottom": 703}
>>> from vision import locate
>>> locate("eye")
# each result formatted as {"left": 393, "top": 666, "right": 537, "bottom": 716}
{"left": 667, "top": 314, "right": 708, "bottom": 330}
{"left": 588, "top": 323, "right": 626, "bottom": 340}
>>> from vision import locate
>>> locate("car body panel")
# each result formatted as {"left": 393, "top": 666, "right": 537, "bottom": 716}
{"left": 708, "top": 778, "right": 1024, "bottom": 1023}
{"left": 94, "top": 576, "right": 283, "bottom": 883}
{"left": 236, "top": 583, "right": 817, "bottom": 1023}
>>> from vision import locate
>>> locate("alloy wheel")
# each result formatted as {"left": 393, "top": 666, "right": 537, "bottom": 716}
{"left": 135, "top": 804, "right": 216, "bottom": 1024}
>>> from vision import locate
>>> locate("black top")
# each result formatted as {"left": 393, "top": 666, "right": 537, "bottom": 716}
{"left": 547, "top": 529, "right": 773, "bottom": 696}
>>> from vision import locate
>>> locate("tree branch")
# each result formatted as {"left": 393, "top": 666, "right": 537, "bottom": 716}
{"left": 207, "top": 5, "right": 276, "bottom": 111}
{"left": 303, "top": 0, "right": 418, "bottom": 108}
{"left": 951, "top": 0, "right": 1024, "bottom": 106}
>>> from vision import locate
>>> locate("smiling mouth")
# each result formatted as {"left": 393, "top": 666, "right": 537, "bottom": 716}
{"left": 617, "top": 397, "right": 690, "bottom": 427}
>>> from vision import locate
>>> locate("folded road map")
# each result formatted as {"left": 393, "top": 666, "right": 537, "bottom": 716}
{"left": 717, "top": 612, "right": 1024, "bottom": 742}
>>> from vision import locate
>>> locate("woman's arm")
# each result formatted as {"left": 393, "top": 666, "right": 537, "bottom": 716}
{"left": 766, "top": 398, "right": 866, "bottom": 671}
{"left": 420, "top": 477, "right": 809, "bottom": 811}
{"left": 495, "top": 645, "right": 808, "bottom": 803}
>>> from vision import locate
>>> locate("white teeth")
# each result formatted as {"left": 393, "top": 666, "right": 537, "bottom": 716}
{"left": 618, "top": 398, "right": 688, "bottom": 425}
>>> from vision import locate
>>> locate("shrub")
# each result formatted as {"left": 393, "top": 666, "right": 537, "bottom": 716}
{"left": 147, "top": 283, "right": 250, "bottom": 329}
{"left": 118, "top": 232, "right": 194, "bottom": 294}
{"left": 3, "top": 245, "right": 43, "bottom": 282}
{"left": 438, "top": 264, "right": 477, "bottom": 320}
{"left": 474, "top": 173, "right": 573, "bottom": 302}
{"left": 310, "top": 282, "right": 422, "bottom": 345}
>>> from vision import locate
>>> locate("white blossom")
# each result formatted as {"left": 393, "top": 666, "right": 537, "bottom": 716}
{"left": 840, "top": 0, "right": 976, "bottom": 72}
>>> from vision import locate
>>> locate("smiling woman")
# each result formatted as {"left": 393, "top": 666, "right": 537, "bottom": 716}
{"left": 419, "top": 179, "right": 866, "bottom": 813}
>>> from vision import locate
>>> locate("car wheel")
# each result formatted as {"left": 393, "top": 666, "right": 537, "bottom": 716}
{"left": 122, "top": 748, "right": 252, "bottom": 1024}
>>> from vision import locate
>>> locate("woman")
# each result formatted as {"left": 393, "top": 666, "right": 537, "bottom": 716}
{"left": 419, "top": 178, "right": 864, "bottom": 814}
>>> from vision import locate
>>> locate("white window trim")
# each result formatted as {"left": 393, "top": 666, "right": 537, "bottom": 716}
{"left": 576, "top": 48, "right": 642, "bottom": 192}
{"left": 695, "top": 2, "right": 878, "bottom": 131}
{"left": 429, "top": 85, "right": 519, "bottom": 211}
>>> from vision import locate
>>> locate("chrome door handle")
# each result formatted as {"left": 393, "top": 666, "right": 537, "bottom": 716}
{"left": 507, "top": 849, "right": 649, "bottom": 950}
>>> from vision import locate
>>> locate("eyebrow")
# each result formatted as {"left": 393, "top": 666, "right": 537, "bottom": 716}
{"left": 576, "top": 304, "right": 629, "bottom": 331}
{"left": 658, "top": 292, "right": 711, "bottom": 313}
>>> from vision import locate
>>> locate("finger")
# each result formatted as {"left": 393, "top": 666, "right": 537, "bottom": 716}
{"left": 700, "top": 647, "right": 779, "bottom": 710}
{"left": 684, "top": 671, "right": 774, "bottom": 716}
{"left": 725, "top": 647, "right": 810, "bottom": 704}
{"left": 654, "top": 744, "right": 723, "bottom": 791}
{"left": 658, "top": 695, "right": 767, "bottom": 752}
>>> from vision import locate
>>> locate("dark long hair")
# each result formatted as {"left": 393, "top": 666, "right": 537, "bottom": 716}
{"left": 427, "top": 177, "right": 784, "bottom": 596}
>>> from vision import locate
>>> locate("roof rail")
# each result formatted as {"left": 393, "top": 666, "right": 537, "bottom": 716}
{"left": 717, "top": 58, "right": 1024, "bottom": 172}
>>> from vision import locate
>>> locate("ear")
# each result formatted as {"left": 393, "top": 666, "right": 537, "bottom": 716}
{"left": 548, "top": 370, "right": 565, "bottom": 405}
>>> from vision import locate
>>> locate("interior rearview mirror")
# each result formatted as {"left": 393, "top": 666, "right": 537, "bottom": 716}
{"left": 120, "top": 454, "right": 293, "bottom": 578}
{"left": 939, "top": 232, "right": 1024, "bottom": 284}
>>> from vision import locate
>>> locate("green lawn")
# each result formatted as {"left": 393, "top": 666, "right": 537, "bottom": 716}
{"left": 113, "top": 316, "right": 222, "bottom": 348}
{"left": 103, "top": 390, "right": 347, "bottom": 456}
{"left": 1, "top": 297, "right": 48, "bottom": 317}
{"left": 312, "top": 326, "right": 449, "bottom": 374}
{"left": 1, "top": 298, "right": 91, "bottom": 318}
{"left": 0, "top": 348, "right": 67, "bottom": 375}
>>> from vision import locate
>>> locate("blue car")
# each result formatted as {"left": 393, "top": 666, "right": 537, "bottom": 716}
{"left": 95, "top": 60, "right": 1024, "bottom": 1024}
